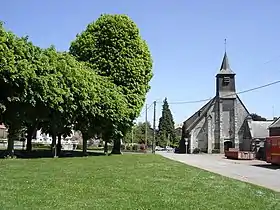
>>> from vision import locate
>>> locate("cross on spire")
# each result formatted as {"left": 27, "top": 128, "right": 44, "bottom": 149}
{"left": 224, "top": 38, "right": 227, "bottom": 53}
{"left": 216, "top": 39, "right": 235, "bottom": 76}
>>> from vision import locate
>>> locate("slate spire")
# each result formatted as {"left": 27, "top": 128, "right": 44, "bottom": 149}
{"left": 217, "top": 52, "right": 235, "bottom": 75}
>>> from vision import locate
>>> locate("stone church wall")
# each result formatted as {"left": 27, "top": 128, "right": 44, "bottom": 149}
{"left": 221, "top": 99, "right": 235, "bottom": 140}
{"left": 206, "top": 102, "right": 216, "bottom": 152}
{"left": 235, "top": 97, "right": 250, "bottom": 149}
{"left": 190, "top": 117, "right": 206, "bottom": 152}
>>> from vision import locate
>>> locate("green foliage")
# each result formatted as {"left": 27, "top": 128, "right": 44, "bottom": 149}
{"left": 250, "top": 113, "right": 267, "bottom": 121}
{"left": 158, "top": 98, "right": 176, "bottom": 147}
{"left": 125, "top": 144, "right": 132, "bottom": 150}
{"left": 32, "top": 143, "right": 51, "bottom": 149}
{"left": 0, "top": 14, "right": 153, "bottom": 155}
{"left": 70, "top": 14, "right": 153, "bottom": 150}
{"left": 123, "top": 122, "right": 153, "bottom": 145}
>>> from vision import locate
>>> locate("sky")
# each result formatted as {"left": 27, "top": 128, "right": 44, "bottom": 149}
{"left": 1, "top": 0, "right": 280, "bottom": 126}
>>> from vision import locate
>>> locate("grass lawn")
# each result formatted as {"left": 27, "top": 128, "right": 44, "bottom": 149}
{"left": 0, "top": 154, "right": 279, "bottom": 210}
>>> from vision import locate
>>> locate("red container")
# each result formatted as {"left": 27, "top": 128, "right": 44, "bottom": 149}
{"left": 225, "top": 150, "right": 255, "bottom": 160}
{"left": 266, "top": 136, "right": 280, "bottom": 165}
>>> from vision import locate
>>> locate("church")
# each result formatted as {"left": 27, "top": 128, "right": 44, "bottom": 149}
{"left": 180, "top": 52, "right": 259, "bottom": 154}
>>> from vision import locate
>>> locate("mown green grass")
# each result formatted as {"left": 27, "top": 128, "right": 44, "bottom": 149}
{"left": 0, "top": 154, "right": 279, "bottom": 210}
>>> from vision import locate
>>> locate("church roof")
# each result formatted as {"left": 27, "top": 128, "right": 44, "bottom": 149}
{"left": 269, "top": 117, "right": 280, "bottom": 128}
{"left": 183, "top": 95, "right": 250, "bottom": 133}
{"left": 216, "top": 52, "right": 235, "bottom": 76}
{"left": 183, "top": 97, "right": 215, "bottom": 132}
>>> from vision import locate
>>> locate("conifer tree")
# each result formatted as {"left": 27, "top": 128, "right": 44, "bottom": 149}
{"left": 158, "top": 98, "right": 176, "bottom": 147}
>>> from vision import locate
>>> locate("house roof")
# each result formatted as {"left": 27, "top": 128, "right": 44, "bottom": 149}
{"left": 216, "top": 52, "right": 235, "bottom": 76}
{"left": 248, "top": 121, "right": 273, "bottom": 139}
{"left": 269, "top": 117, "right": 280, "bottom": 128}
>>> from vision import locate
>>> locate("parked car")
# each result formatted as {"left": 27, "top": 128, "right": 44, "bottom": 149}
{"left": 174, "top": 147, "right": 180, "bottom": 153}
{"left": 166, "top": 146, "right": 174, "bottom": 152}
{"left": 155, "top": 146, "right": 164, "bottom": 151}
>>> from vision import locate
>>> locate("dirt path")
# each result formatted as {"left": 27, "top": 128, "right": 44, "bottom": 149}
{"left": 158, "top": 151, "right": 280, "bottom": 192}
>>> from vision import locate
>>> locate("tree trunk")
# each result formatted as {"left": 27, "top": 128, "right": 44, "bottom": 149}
{"left": 7, "top": 135, "right": 15, "bottom": 157}
{"left": 7, "top": 125, "right": 17, "bottom": 157}
{"left": 57, "top": 134, "right": 62, "bottom": 156}
{"left": 111, "top": 138, "right": 122, "bottom": 154}
{"left": 104, "top": 140, "right": 108, "bottom": 155}
{"left": 51, "top": 134, "right": 57, "bottom": 157}
{"left": 26, "top": 123, "right": 38, "bottom": 152}
{"left": 82, "top": 131, "right": 88, "bottom": 156}
{"left": 26, "top": 127, "right": 33, "bottom": 152}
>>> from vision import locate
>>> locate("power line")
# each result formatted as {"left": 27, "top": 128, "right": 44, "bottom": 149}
{"left": 137, "top": 55, "right": 280, "bottom": 125}
{"left": 263, "top": 55, "right": 280, "bottom": 65}
{"left": 160, "top": 80, "right": 280, "bottom": 105}
{"left": 138, "top": 98, "right": 163, "bottom": 118}
{"left": 156, "top": 53, "right": 280, "bottom": 105}
{"left": 137, "top": 101, "right": 154, "bottom": 119}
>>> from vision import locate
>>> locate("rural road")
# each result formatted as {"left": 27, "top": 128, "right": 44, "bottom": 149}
{"left": 158, "top": 151, "right": 280, "bottom": 192}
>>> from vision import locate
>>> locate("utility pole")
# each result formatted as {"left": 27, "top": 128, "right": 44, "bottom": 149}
{"left": 145, "top": 104, "right": 148, "bottom": 148}
{"left": 152, "top": 101, "right": 156, "bottom": 154}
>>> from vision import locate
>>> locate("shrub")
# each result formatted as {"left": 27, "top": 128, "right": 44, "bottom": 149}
{"left": 132, "top": 144, "right": 139, "bottom": 151}
{"left": 76, "top": 144, "right": 82, "bottom": 150}
{"left": 32, "top": 143, "right": 50, "bottom": 149}
{"left": 87, "top": 146, "right": 103, "bottom": 151}
{"left": 107, "top": 144, "right": 113, "bottom": 151}
{"left": 170, "top": 142, "right": 178, "bottom": 148}
{"left": 193, "top": 148, "right": 200, "bottom": 154}
{"left": 125, "top": 145, "right": 132, "bottom": 151}
{"left": 140, "top": 144, "right": 146, "bottom": 151}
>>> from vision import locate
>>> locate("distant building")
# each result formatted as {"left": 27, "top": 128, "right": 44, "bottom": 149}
{"left": 33, "top": 129, "right": 76, "bottom": 143}
{"left": 0, "top": 123, "right": 8, "bottom": 139}
{"left": 245, "top": 116, "right": 273, "bottom": 153}
{"left": 180, "top": 52, "right": 271, "bottom": 154}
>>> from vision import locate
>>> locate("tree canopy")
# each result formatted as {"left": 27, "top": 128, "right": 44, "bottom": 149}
{"left": 0, "top": 14, "right": 153, "bottom": 156}
{"left": 124, "top": 121, "right": 153, "bottom": 145}
{"left": 69, "top": 14, "right": 153, "bottom": 153}
{"left": 250, "top": 113, "right": 267, "bottom": 121}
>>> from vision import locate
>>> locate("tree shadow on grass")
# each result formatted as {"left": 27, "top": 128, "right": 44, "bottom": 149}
{"left": 0, "top": 149, "right": 105, "bottom": 159}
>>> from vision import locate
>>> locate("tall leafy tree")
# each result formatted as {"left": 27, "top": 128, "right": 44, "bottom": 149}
{"left": 158, "top": 98, "right": 176, "bottom": 147}
{"left": 0, "top": 23, "right": 39, "bottom": 156}
{"left": 124, "top": 122, "right": 153, "bottom": 144}
{"left": 0, "top": 23, "right": 101, "bottom": 156}
{"left": 69, "top": 14, "right": 153, "bottom": 154}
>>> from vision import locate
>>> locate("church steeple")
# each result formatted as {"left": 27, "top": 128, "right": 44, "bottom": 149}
{"left": 216, "top": 52, "right": 235, "bottom": 76}
{"left": 216, "top": 50, "right": 236, "bottom": 99}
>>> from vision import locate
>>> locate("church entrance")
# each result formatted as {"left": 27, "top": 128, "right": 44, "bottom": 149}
{"left": 224, "top": 141, "right": 233, "bottom": 152}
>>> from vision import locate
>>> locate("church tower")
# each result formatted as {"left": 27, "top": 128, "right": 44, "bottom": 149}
{"left": 180, "top": 44, "right": 250, "bottom": 154}
{"left": 216, "top": 52, "right": 236, "bottom": 98}
{"left": 215, "top": 52, "right": 238, "bottom": 153}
